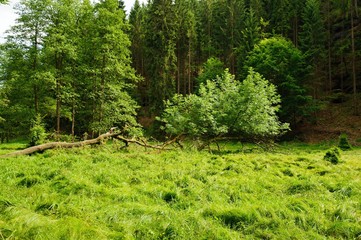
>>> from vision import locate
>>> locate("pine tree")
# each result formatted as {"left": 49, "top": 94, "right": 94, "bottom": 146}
{"left": 299, "top": 0, "right": 326, "bottom": 97}
{"left": 144, "top": 0, "right": 177, "bottom": 111}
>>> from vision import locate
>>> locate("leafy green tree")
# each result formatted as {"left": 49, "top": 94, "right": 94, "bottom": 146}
{"left": 244, "top": 37, "right": 312, "bottom": 126}
{"left": 159, "top": 68, "right": 288, "bottom": 147}
{"left": 0, "top": 0, "right": 52, "bottom": 136}
{"left": 195, "top": 57, "right": 224, "bottom": 89}
{"left": 88, "top": 0, "right": 139, "bottom": 135}
{"left": 43, "top": 0, "right": 79, "bottom": 135}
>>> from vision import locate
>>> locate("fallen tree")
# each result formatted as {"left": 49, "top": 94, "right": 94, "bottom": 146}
{"left": 0, "top": 132, "right": 173, "bottom": 158}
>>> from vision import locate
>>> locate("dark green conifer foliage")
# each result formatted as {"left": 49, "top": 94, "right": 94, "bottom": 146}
{"left": 144, "top": 0, "right": 177, "bottom": 111}
{"left": 338, "top": 134, "right": 352, "bottom": 151}
{"left": 299, "top": 0, "right": 326, "bottom": 96}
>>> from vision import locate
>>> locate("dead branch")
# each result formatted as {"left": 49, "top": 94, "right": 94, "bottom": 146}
{"left": 0, "top": 132, "right": 174, "bottom": 158}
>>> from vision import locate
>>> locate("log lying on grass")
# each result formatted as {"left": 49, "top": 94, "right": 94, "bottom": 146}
{"left": 0, "top": 132, "right": 171, "bottom": 158}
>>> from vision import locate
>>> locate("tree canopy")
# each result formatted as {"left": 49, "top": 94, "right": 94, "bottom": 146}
{"left": 0, "top": 0, "right": 360, "bottom": 143}
{"left": 244, "top": 37, "right": 313, "bottom": 126}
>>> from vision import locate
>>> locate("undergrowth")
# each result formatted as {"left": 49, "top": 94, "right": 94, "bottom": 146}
{"left": 0, "top": 142, "right": 360, "bottom": 239}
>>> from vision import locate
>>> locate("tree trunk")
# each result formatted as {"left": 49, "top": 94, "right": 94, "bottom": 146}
{"left": 56, "top": 79, "right": 61, "bottom": 135}
{"left": 0, "top": 132, "right": 173, "bottom": 158}
{"left": 327, "top": 0, "right": 332, "bottom": 93}
{"left": 351, "top": 0, "right": 357, "bottom": 113}
{"left": 33, "top": 23, "right": 39, "bottom": 114}
{"left": 188, "top": 39, "right": 191, "bottom": 94}
{"left": 71, "top": 100, "right": 75, "bottom": 142}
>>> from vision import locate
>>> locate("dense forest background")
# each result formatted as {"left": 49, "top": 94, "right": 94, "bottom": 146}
{"left": 0, "top": 0, "right": 360, "bottom": 142}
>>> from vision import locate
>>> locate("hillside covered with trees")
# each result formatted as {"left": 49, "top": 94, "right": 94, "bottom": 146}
{"left": 0, "top": 0, "right": 360, "bottom": 144}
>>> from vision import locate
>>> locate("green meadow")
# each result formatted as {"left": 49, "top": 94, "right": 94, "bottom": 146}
{"left": 0, "top": 141, "right": 360, "bottom": 239}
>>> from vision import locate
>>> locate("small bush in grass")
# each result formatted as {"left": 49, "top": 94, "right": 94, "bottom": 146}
{"left": 324, "top": 147, "right": 341, "bottom": 164}
{"left": 29, "top": 114, "right": 47, "bottom": 146}
{"left": 162, "top": 191, "right": 178, "bottom": 203}
{"left": 338, "top": 134, "right": 352, "bottom": 151}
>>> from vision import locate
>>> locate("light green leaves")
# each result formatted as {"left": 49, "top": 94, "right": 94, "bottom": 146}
{"left": 159, "top": 68, "right": 289, "bottom": 141}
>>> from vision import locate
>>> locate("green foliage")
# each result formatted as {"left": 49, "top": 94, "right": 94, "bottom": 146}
{"left": 159, "top": 68, "right": 288, "bottom": 143}
{"left": 1, "top": 0, "right": 139, "bottom": 138}
{"left": 338, "top": 134, "right": 352, "bottom": 151}
{"left": 144, "top": 0, "right": 177, "bottom": 110}
{"left": 324, "top": 147, "right": 341, "bottom": 164}
{"left": 196, "top": 57, "right": 225, "bottom": 90}
{"left": 89, "top": 84, "right": 141, "bottom": 136}
{"left": 0, "top": 89, "right": 7, "bottom": 123}
{"left": 299, "top": 0, "right": 326, "bottom": 65}
{"left": 29, "top": 114, "right": 47, "bottom": 146}
{"left": 244, "top": 37, "right": 313, "bottom": 126}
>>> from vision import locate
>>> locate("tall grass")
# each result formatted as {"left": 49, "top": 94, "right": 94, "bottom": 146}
{"left": 0, "top": 142, "right": 360, "bottom": 239}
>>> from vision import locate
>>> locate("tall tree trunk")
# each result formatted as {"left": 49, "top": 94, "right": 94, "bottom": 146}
{"left": 71, "top": 100, "right": 75, "bottom": 142}
{"left": 100, "top": 54, "right": 106, "bottom": 128}
{"left": 177, "top": 43, "right": 181, "bottom": 94}
{"left": 33, "top": 23, "right": 39, "bottom": 113}
{"left": 293, "top": 16, "right": 298, "bottom": 47}
{"left": 55, "top": 52, "right": 61, "bottom": 136}
{"left": 351, "top": 0, "right": 357, "bottom": 113}
{"left": 188, "top": 39, "right": 191, "bottom": 94}
{"left": 56, "top": 81, "right": 61, "bottom": 135}
{"left": 327, "top": 0, "right": 332, "bottom": 93}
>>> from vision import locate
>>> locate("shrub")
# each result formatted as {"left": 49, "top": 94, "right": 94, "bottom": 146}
{"left": 29, "top": 114, "right": 47, "bottom": 146}
{"left": 324, "top": 147, "right": 341, "bottom": 164}
{"left": 159, "top": 68, "right": 289, "bottom": 146}
{"left": 338, "top": 134, "right": 352, "bottom": 151}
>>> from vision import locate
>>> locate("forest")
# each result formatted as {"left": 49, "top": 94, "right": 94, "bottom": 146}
{"left": 0, "top": 0, "right": 360, "bottom": 145}
{"left": 0, "top": 0, "right": 360, "bottom": 239}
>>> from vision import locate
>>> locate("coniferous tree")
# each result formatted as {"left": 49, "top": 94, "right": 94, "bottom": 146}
{"left": 299, "top": 0, "right": 326, "bottom": 97}
{"left": 174, "top": 0, "right": 197, "bottom": 94}
{"left": 129, "top": 0, "right": 147, "bottom": 106}
{"left": 144, "top": 0, "right": 177, "bottom": 111}
{"left": 236, "top": 7, "right": 262, "bottom": 76}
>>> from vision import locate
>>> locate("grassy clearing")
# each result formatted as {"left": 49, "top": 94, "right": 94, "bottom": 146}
{"left": 0, "top": 142, "right": 360, "bottom": 239}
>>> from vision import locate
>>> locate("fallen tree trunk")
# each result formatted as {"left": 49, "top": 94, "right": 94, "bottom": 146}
{"left": 0, "top": 132, "right": 172, "bottom": 158}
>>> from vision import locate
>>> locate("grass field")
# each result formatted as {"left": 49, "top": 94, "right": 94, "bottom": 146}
{"left": 0, "top": 141, "right": 360, "bottom": 239}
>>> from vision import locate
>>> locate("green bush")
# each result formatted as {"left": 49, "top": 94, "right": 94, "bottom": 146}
{"left": 29, "top": 114, "right": 47, "bottom": 146}
{"left": 324, "top": 147, "right": 341, "bottom": 164}
{"left": 338, "top": 134, "right": 352, "bottom": 151}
